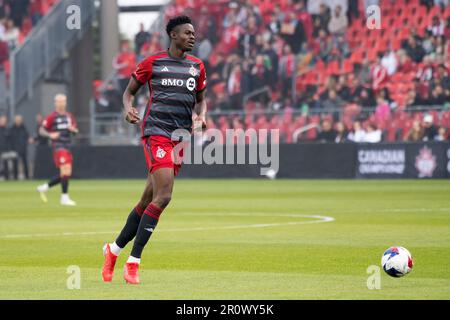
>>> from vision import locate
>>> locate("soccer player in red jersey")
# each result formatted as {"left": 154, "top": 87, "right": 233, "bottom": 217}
{"left": 102, "top": 16, "right": 208, "bottom": 284}
{"left": 36, "top": 94, "right": 78, "bottom": 206}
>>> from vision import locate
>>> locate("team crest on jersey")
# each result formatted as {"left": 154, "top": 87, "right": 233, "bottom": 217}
{"left": 189, "top": 66, "right": 198, "bottom": 77}
{"left": 156, "top": 147, "right": 167, "bottom": 159}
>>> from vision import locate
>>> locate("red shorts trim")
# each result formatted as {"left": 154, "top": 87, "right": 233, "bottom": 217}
{"left": 53, "top": 149, "right": 73, "bottom": 168}
{"left": 142, "top": 135, "right": 186, "bottom": 176}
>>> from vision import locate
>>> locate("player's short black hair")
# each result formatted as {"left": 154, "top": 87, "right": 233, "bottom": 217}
{"left": 166, "top": 16, "right": 192, "bottom": 37}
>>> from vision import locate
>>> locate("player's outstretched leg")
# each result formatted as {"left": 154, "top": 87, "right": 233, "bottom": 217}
{"left": 37, "top": 176, "right": 61, "bottom": 203}
{"left": 102, "top": 174, "right": 153, "bottom": 282}
{"left": 60, "top": 164, "right": 76, "bottom": 206}
{"left": 124, "top": 168, "right": 174, "bottom": 285}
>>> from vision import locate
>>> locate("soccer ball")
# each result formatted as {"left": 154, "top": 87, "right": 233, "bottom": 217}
{"left": 381, "top": 246, "right": 414, "bottom": 277}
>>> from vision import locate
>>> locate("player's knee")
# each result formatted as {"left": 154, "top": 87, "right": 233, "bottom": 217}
{"left": 154, "top": 194, "right": 172, "bottom": 209}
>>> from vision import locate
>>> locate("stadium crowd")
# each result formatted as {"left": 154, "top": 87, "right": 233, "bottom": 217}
{"left": 0, "top": 0, "right": 59, "bottom": 79}
{"left": 98, "top": 0, "right": 450, "bottom": 143}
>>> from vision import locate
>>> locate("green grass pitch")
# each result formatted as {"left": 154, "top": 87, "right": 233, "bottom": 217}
{"left": 0, "top": 179, "right": 449, "bottom": 300}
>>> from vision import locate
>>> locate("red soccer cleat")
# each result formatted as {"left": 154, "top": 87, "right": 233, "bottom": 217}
{"left": 124, "top": 263, "right": 140, "bottom": 285}
{"left": 102, "top": 244, "right": 118, "bottom": 282}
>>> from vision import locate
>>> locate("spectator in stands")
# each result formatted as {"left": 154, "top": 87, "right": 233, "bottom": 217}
{"left": 139, "top": 33, "right": 162, "bottom": 61}
{"left": 328, "top": 5, "right": 348, "bottom": 36}
{"left": 334, "top": 121, "right": 348, "bottom": 143}
{"left": 9, "top": 114, "right": 31, "bottom": 180}
{"left": 404, "top": 35, "right": 426, "bottom": 63}
{"left": 0, "top": 18, "right": 5, "bottom": 40}
{"left": 381, "top": 50, "right": 398, "bottom": 76}
{"left": 427, "top": 15, "right": 445, "bottom": 37}
{"left": 435, "top": 126, "right": 448, "bottom": 141}
{"left": 0, "top": 39, "right": 8, "bottom": 66}
{"left": 134, "top": 23, "right": 151, "bottom": 56}
{"left": 113, "top": 41, "right": 136, "bottom": 94}
{"left": 0, "top": 114, "right": 10, "bottom": 179}
{"left": 445, "top": 17, "right": 450, "bottom": 39}
{"left": 7, "top": 0, "right": 29, "bottom": 28}
{"left": 437, "top": 64, "right": 450, "bottom": 89}
{"left": 416, "top": 55, "right": 434, "bottom": 82}
{"left": 333, "top": 34, "right": 350, "bottom": 58}
{"left": 321, "top": 89, "right": 344, "bottom": 121}
{"left": 3, "top": 19, "right": 19, "bottom": 51}
{"left": 422, "top": 114, "right": 438, "bottom": 141}
{"left": 0, "top": 1, "right": 8, "bottom": 20}
{"left": 336, "top": 75, "right": 350, "bottom": 101}
{"left": 278, "top": 44, "right": 295, "bottom": 94}
{"left": 267, "top": 13, "right": 281, "bottom": 36}
{"left": 428, "top": 84, "right": 446, "bottom": 105}
{"left": 316, "top": 119, "right": 337, "bottom": 143}
{"left": 280, "top": 12, "right": 306, "bottom": 54}
{"left": 227, "top": 63, "right": 243, "bottom": 110}
{"left": 371, "top": 52, "right": 388, "bottom": 91}
{"left": 434, "top": 35, "right": 446, "bottom": 56}
{"left": 324, "top": 88, "right": 345, "bottom": 110}
{"left": 396, "top": 49, "right": 414, "bottom": 73}
{"left": 262, "top": 40, "right": 279, "bottom": 89}
{"left": 359, "top": 87, "right": 377, "bottom": 107}
{"left": 422, "top": 30, "right": 436, "bottom": 55}
{"left": 347, "top": 76, "right": 364, "bottom": 103}
{"left": 406, "top": 120, "right": 424, "bottom": 142}
{"left": 375, "top": 95, "right": 390, "bottom": 123}
{"left": 197, "top": 6, "right": 218, "bottom": 44}
{"left": 348, "top": 121, "right": 366, "bottom": 142}
{"left": 32, "top": 113, "right": 48, "bottom": 146}
{"left": 364, "top": 123, "right": 382, "bottom": 143}
{"left": 317, "top": 29, "right": 333, "bottom": 61}
{"left": 406, "top": 89, "right": 425, "bottom": 107}
{"left": 223, "top": 2, "right": 239, "bottom": 29}
{"left": 238, "top": 15, "right": 258, "bottom": 58}
{"left": 347, "top": 0, "right": 360, "bottom": 24}
{"left": 98, "top": 81, "right": 122, "bottom": 113}
{"left": 316, "top": 3, "right": 331, "bottom": 33}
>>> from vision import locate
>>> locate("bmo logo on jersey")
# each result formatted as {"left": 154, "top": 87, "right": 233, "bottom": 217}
{"left": 161, "top": 78, "right": 196, "bottom": 92}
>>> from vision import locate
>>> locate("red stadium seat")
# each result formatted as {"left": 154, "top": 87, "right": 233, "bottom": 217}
{"left": 341, "top": 59, "right": 354, "bottom": 74}
{"left": 326, "top": 60, "right": 340, "bottom": 76}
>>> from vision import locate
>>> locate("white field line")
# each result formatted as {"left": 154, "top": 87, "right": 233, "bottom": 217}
{"left": 0, "top": 214, "right": 334, "bottom": 239}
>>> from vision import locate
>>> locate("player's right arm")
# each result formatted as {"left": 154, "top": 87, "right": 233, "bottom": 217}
{"left": 124, "top": 56, "right": 153, "bottom": 124}
{"left": 39, "top": 114, "right": 60, "bottom": 140}
{"left": 123, "top": 77, "right": 142, "bottom": 124}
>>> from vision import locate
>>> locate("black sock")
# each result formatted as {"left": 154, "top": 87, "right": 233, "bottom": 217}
{"left": 61, "top": 177, "right": 69, "bottom": 194}
{"left": 115, "top": 207, "right": 142, "bottom": 249}
{"left": 130, "top": 204, "right": 163, "bottom": 259}
{"left": 48, "top": 176, "right": 61, "bottom": 188}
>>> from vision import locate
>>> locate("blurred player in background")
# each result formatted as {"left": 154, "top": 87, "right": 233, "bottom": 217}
{"left": 36, "top": 94, "right": 78, "bottom": 206}
{"left": 101, "top": 16, "right": 207, "bottom": 285}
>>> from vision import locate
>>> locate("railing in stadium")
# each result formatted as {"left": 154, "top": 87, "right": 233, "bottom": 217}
{"left": 88, "top": 103, "right": 448, "bottom": 146}
{"left": 9, "top": 0, "right": 96, "bottom": 110}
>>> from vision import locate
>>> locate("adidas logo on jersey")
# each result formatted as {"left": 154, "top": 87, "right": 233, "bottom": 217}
{"left": 161, "top": 66, "right": 169, "bottom": 72}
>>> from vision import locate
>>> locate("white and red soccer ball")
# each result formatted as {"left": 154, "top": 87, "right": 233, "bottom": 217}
{"left": 381, "top": 246, "right": 414, "bottom": 277}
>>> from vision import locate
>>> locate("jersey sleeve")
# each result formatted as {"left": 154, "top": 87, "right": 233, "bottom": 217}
{"left": 197, "top": 62, "right": 207, "bottom": 92}
{"left": 43, "top": 113, "right": 55, "bottom": 131}
{"left": 132, "top": 57, "right": 153, "bottom": 85}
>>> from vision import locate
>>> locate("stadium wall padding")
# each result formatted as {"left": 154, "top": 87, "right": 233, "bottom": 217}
{"left": 33, "top": 142, "right": 450, "bottom": 180}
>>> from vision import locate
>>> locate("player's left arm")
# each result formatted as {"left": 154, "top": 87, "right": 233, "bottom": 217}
{"left": 68, "top": 114, "right": 79, "bottom": 135}
{"left": 193, "top": 62, "right": 207, "bottom": 132}
{"left": 194, "top": 89, "right": 207, "bottom": 132}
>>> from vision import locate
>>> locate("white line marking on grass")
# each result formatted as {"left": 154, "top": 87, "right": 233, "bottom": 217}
{"left": 379, "top": 208, "right": 450, "bottom": 213}
{"left": 0, "top": 214, "right": 334, "bottom": 239}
